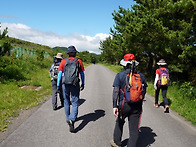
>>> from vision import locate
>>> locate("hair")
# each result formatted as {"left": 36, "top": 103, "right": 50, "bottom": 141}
{"left": 68, "top": 52, "right": 76, "bottom": 57}
{"left": 125, "top": 63, "right": 137, "bottom": 73}
{"left": 159, "top": 64, "right": 167, "bottom": 68}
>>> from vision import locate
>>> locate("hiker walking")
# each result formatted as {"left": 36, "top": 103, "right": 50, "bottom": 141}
{"left": 154, "top": 59, "right": 170, "bottom": 113}
{"left": 49, "top": 53, "right": 64, "bottom": 110}
{"left": 57, "top": 45, "right": 85, "bottom": 133}
{"left": 110, "top": 53, "right": 147, "bottom": 147}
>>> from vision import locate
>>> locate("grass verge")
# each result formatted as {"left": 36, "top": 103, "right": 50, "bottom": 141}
{"left": 0, "top": 56, "right": 53, "bottom": 132}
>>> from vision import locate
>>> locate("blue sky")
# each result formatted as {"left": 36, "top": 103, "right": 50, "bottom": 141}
{"left": 0, "top": 0, "right": 135, "bottom": 54}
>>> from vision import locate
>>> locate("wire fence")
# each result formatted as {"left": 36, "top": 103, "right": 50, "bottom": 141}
{"left": 11, "top": 47, "right": 50, "bottom": 58}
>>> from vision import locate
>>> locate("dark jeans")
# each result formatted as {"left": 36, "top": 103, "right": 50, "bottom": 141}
{"left": 113, "top": 102, "right": 142, "bottom": 147}
{"left": 52, "top": 80, "right": 63, "bottom": 109}
{"left": 155, "top": 84, "right": 169, "bottom": 105}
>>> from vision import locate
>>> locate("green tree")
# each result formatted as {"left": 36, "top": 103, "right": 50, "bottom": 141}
{"left": 0, "top": 23, "right": 8, "bottom": 39}
{"left": 100, "top": 0, "right": 196, "bottom": 83}
{"left": 0, "top": 42, "right": 11, "bottom": 56}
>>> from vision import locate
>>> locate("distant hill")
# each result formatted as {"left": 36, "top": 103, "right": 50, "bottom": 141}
{"left": 0, "top": 36, "right": 52, "bottom": 52}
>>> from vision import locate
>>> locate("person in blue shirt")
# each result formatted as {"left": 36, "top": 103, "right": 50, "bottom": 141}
{"left": 49, "top": 53, "right": 64, "bottom": 110}
{"left": 110, "top": 53, "right": 148, "bottom": 147}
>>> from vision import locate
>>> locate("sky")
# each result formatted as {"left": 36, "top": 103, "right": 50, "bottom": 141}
{"left": 0, "top": 0, "right": 135, "bottom": 54}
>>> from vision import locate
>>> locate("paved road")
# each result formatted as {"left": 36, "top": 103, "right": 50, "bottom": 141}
{"left": 0, "top": 64, "right": 195, "bottom": 147}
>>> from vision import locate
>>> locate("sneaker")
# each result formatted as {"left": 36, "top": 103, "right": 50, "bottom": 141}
{"left": 67, "top": 120, "right": 74, "bottom": 133}
{"left": 53, "top": 106, "right": 57, "bottom": 111}
{"left": 164, "top": 107, "right": 169, "bottom": 113}
{"left": 110, "top": 140, "right": 120, "bottom": 147}
{"left": 154, "top": 104, "right": 159, "bottom": 108}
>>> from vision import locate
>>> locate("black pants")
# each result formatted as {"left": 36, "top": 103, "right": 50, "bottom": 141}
{"left": 113, "top": 102, "right": 142, "bottom": 147}
{"left": 155, "top": 84, "right": 169, "bottom": 105}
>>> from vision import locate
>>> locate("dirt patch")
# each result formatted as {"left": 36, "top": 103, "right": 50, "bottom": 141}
{"left": 20, "top": 86, "right": 42, "bottom": 91}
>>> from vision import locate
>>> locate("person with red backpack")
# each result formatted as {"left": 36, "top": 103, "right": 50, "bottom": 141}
{"left": 154, "top": 59, "right": 169, "bottom": 113}
{"left": 110, "top": 53, "right": 147, "bottom": 147}
{"left": 57, "top": 45, "right": 85, "bottom": 133}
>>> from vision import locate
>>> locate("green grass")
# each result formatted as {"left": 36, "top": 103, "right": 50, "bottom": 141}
{"left": 102, "top": 63, "right": 196, "bottom": 126}
{"left": 0, "top": 68, "right": 52, "bottom": 131}
{"left": 147, "top": 82, "right": 196, "bottom": 125}
{"left": 99, "top": 63, "right": 124, "bottom": 73}
{"left": 0, "top": 56, "right": 90, "bottom": 132}
{"left": 0, "top": 56, "right": 52, "bottom": 131}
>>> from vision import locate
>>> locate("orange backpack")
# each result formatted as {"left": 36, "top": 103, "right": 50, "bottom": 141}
{"left": 121, "top": 73, "right": 143, "bottom": 103}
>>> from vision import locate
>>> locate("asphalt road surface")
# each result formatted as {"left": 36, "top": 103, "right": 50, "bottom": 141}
{"left": 0, "top": 64, "right": 195, "bottom": 147}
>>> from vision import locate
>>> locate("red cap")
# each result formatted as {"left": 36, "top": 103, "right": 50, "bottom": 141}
{"left": 124, "top": 53, "right": 135, "bottom": 61}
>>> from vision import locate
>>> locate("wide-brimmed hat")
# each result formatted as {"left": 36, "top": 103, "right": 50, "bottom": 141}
{"left": 66, "top": 45, "right": 78, "bottom": 54}
{"left": 157, "top": 59, "right": 167, "bottom": 65}
{"left": 55, "top": 53, "right": 63, "bottom": 59}
{"left": 120, "top": 53, "right": 139, "bottom": 66}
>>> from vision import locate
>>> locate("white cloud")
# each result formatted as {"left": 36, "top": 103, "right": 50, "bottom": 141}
{"left": 1, "top": 23, "right": 110, "bottom": 54}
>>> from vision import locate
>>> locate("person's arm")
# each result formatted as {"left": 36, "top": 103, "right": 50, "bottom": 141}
{"left": 80, "top": 71, "right": 85, "bottom": 90}
{"left": 49, "top": 63, "right": 54, "bottom": 80}
{"left": 140, "top": 73, "right": 148, "bottom": 99}
{"left": 80, "top": 71, "right": 85, "bottom": 85}
{"left": 57, "top": 71, "right": 62, "bottom": 87}
{"left": 154, "top": 74, "right": 159, "bottom": 90}
{"left": 113, "top": 86, "right": 119, "bottom": 117}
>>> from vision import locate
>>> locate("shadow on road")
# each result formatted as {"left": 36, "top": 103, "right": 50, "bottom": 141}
{"left": 121, "top": 127, "right": 157, "bottom": 147}
{"left": 78, "top": 98, "right": 86, "bottom": 106}
{"left": 74, "top": 109, "right": 105, "bottom": 133}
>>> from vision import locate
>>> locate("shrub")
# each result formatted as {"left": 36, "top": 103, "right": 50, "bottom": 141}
{"left": 180, "top": 82, "right": 196, "bottom": 100}
{"left": 1, "top": 64, "right": 25, "bottom": 81}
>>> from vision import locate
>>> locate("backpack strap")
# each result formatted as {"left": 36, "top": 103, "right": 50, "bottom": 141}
{"left": 74, "top": 58, "right": 79, "bottom": 77}
{"left": 159, "top": 68, "right": 168, "bottom": 72}
{"left": 120, "top": 86, "right": 126, "bottom": 118}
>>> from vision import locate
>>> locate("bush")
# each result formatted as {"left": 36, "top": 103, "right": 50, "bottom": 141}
{"left": 180, "top": 82, "right": 196, "bottom": 100}
{"left": 1, "top": 64, "right": 25, "bottom": 81}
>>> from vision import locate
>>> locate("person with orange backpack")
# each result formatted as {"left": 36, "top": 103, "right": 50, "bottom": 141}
{"left": 110, "top": 53, "right": 147, "bottom": 147}
{"left": 154, "top": 59, "right": 170, "bottom": 113}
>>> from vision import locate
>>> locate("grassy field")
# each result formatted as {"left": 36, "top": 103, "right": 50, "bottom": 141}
{"left": 103, "top": 63, "right": 196, "bottom": 125}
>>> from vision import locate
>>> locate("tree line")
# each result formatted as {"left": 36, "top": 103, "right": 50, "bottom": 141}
{"left": 99, "top": 0, "right": 196, "bottom": 85}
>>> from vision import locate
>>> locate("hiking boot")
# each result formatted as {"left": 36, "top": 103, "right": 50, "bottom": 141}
{"left": 67, "top": 120, "right": 74, "bottom": 133}
{"left": 110, "top": 140, "right": 120, "bottom": 147}
{"left": 53, "top": 106, "right": 57, "bottom": 111}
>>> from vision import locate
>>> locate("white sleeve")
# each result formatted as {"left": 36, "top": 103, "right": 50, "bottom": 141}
{"left": 154, "top": 74, "right": 159, "bottom": 88}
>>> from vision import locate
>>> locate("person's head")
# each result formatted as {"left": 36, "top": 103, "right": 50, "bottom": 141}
{"left": 54, "top": 53, "right": 63, "bottom": 62}
{"left": 120, "top": 53, "right": 139, "bottom": 70}
{"left": 157, "top": 59, "right": 167, "bottom": 67}
{"left": 66, "top": 45, "right": 78, "bottom": 57}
